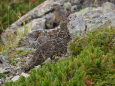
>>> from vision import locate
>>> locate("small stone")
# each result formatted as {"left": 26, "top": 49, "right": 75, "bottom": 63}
{"left": 21, "top": 73, "right": 29, "bottom": 78}
{"left": 11, "top": 75, "right": 20, "bottom": 82}
{"left": 0, "top": 55, "right": 9, "bottom": 63}
{"left": 0, "top": 68, "right": 5, "bottom": 73}
{"left": 34, "top": 65, "right": 41, "bottom": 69}
{"left": 0, "top": 79, "right": 2, "bottom": 84}
{"left": 42, "top": 58, "right": 52, "bottom": 64}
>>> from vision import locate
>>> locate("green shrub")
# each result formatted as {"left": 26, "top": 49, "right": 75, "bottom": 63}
{"left": 68, "top": 27, "right": 115, "bottom": 56}
{"left": 5, "top": 27, "right": 115, "bottom": 86}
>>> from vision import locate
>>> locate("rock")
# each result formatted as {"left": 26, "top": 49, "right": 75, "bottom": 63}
{"left": 0, "top": 56, "right": 13, "bottom": 74}
{"left": 34, "top": 65, "right": 41, "bottom": 69}
{"left": 18, "top": 13, "right": 58, "bottom": 48}
{"left": 42, "top": 58, "right": 52, "bottom": 64}
{"left": 21, "top": 73, "right": 29, "bottom": 78}
{"left": 68, "top": 2, "right": 115, "bottom": 36}
{"left": 18, "top": 30, "right": 46, "bottom": 48}
{"left": 0, "top": 55, "right": 16, "bottom": 85}
{"left": 11, "top": 75, "right": 20, "bottom": 82}
{"left": 24, "top": 17, "right": 45, "bottom": 30}
{"left": 84, "top": 0, "right": 114, "bottom": 6}
{"left": 6, "top": 0, "right": 56, "bottom": 30}
{"left": 19, "top": 18, "right": 46, "bottom": 33}
{"left": 102, "top": 2, "right": 115, "bottom": 13}
{"left": 31, "top": 18, "right": 46, "bottom": 31}
{"left": 1, "top": 0, "right": 59, "bottom": 42}
{"left": 4, "top": 17, "right": 46, "bottom": 47}
{"left": 0, "top": 66, "right": 15, "bottom": 74}
{"left": 0, "top": 79, "right": 2, "bottom": 85}
{"left": 0, "top": 68, "right": 10, "bottom": 74}
{"left": 63, "top": 0, "right": 115, "bottom": 6}
{"left": 68, "top": 13, "right": 86, "bottom": 36}
{"left": 0, "top": 56, "right": 9, "bottom": 63}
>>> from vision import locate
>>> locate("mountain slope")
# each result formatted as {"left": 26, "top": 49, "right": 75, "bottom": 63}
{"left": 5, "top": 26, "right": 115, "bottom": 86}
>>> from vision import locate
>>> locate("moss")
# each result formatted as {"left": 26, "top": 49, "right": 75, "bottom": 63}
{"left": 0, "top": 73, "right": 6, "bottom": 79}
{"left": 68, "top": 27, "right": 115, "bottom": 56}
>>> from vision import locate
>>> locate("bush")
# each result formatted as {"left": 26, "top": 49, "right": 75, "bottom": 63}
{"left": 68, "top": 27, "right": 115, "bottom": 55}
{"left": 5, "top": 27, "right": 115, "bottom": 86}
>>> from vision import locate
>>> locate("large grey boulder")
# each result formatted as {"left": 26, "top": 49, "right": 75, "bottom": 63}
{"left": 68, "top": 2, "right": 115, "bottom": 36}
{"left": 18, "top": 13, "right": 55, "bottom": 48}
{"left": 6, "top": 0, "right": 56, "bottom": 30}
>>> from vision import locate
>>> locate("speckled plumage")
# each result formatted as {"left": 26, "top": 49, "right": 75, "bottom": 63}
{"left": 25, "top": 4, "right": 71, "bottom": 71}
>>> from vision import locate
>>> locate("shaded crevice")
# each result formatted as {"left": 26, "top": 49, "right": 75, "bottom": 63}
{"left": 45, "top": 22, "right": 59, "bottom": 29}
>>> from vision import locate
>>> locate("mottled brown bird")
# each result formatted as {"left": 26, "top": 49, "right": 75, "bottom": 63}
{"left": 24, "top": 4, "right": 71, "bottom": 71}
